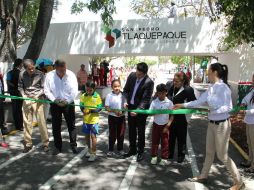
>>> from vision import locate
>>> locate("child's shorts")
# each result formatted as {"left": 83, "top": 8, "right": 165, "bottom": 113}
{"left": 82, "top": 123, "right": 99, "bottom": 135}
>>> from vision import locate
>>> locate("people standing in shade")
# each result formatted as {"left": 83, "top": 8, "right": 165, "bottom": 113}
{"left": 7, "top": 58, "right": 24, "bottom": 131}
{"left": 239, "top": 73, "right": 254, "bottom": 173}
{"left": 0, "top": 72, "right": 7, "bottom": 135}
{"left": 102, "top": 60, "right": 109, "bottom": 87}
{"left": 44, "top": 59, "right": 79, "bottom": 155}
{"left": 105, "top": 79, "right": 126, "bottom": 157}
{"left": 80, "top": 81, "right": 102, "bottom": 161}
{"left": 18, "top": 59, "right": 49, "bottom": 153}
{"left": 92, "top": 64, "right": 99, "bottom": 86}
{"left": 123, "top": 62, "right": 154, "bottom": 162}
{"left": 77, "top": 64, "right": 88, "bottom": 93}
{"left": 166, "top": 72, "right": 196, "bottom": 163}
{"left": 150, "top": 84, "right": 174, "bottom": 166}
{"left": 99, "top": 63, "right": 105, "bottom": 86}
{"left": 174, "top": 63, "right": 244, "bottom": 190}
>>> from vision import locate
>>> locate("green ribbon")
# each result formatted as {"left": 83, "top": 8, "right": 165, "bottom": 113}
{"left": 0, "top": 94, "right": 246, "bottom": 115}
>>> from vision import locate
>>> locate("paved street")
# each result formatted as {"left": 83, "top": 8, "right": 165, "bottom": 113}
{"left": 0, "top": 70, "right": 253, "bottom": 190}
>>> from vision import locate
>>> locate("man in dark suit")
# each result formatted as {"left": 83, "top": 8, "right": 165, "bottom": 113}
{"left": 123, "top": 62, "right": 154, "bottom": 162}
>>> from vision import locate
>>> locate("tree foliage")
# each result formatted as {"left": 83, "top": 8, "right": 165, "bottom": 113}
{"left": 218, "top": 0, "right": 254, "bottom": 48}
{"left": 71, "top": 0, "right": 117, "bottom": 26}
{"left": 123, "top": 57, "right": 157, "bottom": 66}
{"left": 131, "top": 0, "right": 216, "bottom": 18}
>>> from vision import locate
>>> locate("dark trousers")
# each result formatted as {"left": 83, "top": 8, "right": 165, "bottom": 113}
{"left": 50, "top": 103, "right": 77, "bottom": 150}
{"left": 0, "top": 98, "right": 4, "bottom": 129}
{"left": 108, "top": 115, "right": 125, "bottom": 151}
{"left": 151, "top": 123, "right": 169, "bottom": 159}
{"left": 93, "top": 76, "right": 99, "bottom": 86}
{"left": 11, "top": 99, "right": 23, "bottom": 130}
{"left": 128, "top": 108, "right": 147, "bottom": 153}
{"left": 169, "top": 121, "right": 187, "bottom": 159}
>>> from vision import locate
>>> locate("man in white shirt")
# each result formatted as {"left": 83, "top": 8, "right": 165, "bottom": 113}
{"left": 44, "top": 59, "right": 79, "bottom": 155}
{"left": 169, "top": 1, "right": 177, "bottom": 18}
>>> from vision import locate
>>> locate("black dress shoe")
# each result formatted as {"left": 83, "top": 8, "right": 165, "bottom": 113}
{"left": 71, "top": 146, "right": 79, "bottom": 154}
{"left": 177, "top": 156, "right": 185, "bottom": 163}
{"left": 124, "top": 151, "right": 137, "bottom": 158}
{"left": 137, "top": 153, "right": 144, "bottom": 162}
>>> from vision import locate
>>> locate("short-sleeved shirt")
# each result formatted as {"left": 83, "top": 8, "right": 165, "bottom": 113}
{"left": 80, "top": 91, "right": 102, "bottom": 124}
{"left": 105, "top": 92, "right": 126, "bottom": 117}
{"left": 77, "top": 70, "right": 88, "bottom": 85}
{"left": 149, "top": 97, "right": 174, "bottom": 125}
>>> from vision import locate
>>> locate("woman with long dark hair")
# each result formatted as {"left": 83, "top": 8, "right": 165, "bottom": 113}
{"left": 166, "top": 71, "right": 196, "bottom": 163}
{"left": 174, "top": 63, "right": 244, "bottom": 190}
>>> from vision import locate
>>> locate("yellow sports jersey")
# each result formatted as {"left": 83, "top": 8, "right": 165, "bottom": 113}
{"left": 80, "top": 91, "right": 102, "bottom": 124}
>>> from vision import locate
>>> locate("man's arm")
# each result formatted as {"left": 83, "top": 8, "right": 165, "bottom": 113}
{"left": 137, "top": 79, "right": 154, "bottom": 109}
{"left": 18, "top": 73, "right": 25, "bottom": 97}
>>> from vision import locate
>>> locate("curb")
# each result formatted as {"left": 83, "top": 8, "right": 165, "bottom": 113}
{"left": 230, "top": 137, "right": 249, "bottom": 160}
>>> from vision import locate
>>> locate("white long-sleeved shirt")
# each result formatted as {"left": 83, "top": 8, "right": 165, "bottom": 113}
{"left": 44, "top": 69, "right": 78, "bottom": 103}
{"left": 242, "top": 88, "right": 254, "bottom": 124}
{"left": 184, "top": 80, "right": 232, "bottom": 121}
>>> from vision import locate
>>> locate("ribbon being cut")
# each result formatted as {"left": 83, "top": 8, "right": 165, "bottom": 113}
{"left": 0, "top": 94, "right": 246, "bottom": 115}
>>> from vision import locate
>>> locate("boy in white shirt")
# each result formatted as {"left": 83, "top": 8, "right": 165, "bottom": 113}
{"left": 150, "top": 84, "right": 174, "bottom": 165}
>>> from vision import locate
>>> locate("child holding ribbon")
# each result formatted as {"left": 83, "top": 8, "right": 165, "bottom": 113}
{"left": 150, "top": 84, "right": 174, "bottom": 166}
{"left": 105, "top": 79, "right": 126, "bottom": 157}
{"left": 80, "top": 81, "right": 102, "bottom": 162}
{"left": 239, "top": 73, "right": 254, "bottom": 173}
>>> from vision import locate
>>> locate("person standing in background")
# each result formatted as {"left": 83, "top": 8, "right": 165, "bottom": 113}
{"left": 0, "top": 72, "right": 7, "bottom": 135}
{"left": 7, "top": 58, "right": 24, "bottom": 131}
{"left": 77, "top": 64, "right": 88, "bottom": 93}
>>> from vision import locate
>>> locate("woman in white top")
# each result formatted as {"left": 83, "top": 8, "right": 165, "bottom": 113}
{"left": 174, "top": 63, "right": 243, "bottom": 190}
{"left": 239, "top": 73, "right": 254, "bottom": 173}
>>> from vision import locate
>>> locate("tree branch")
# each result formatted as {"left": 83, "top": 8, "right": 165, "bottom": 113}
{"left": 14, "top": 0, "right": 28, "bottom": 26}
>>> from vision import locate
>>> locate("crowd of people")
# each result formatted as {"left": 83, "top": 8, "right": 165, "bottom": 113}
{"left": 0, "top": 59, "right": 253, "bottom": 190}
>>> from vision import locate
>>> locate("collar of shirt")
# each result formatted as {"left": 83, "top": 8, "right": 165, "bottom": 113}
{"left": 155, "top": 97, "right": 170, "bottom": 103}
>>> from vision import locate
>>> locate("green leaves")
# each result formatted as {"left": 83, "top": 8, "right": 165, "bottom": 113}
{"left": 71, "top": 0, "right": 117, "bottom": 26}
{"left": 218, "top": 0, "right": 254, "bottom": 48}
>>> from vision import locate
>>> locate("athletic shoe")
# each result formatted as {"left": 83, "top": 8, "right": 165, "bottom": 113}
{"left": 107, "top": 151, "right": 115, "bottom": 157}
{"left": 159, "top": 159, "right": 169, "bottom": 166}
{"left": 88, "top": 154, "right": 96, "bottom": 162}
{"left": 151, "top": 157, "right": 157, "bottom": 165}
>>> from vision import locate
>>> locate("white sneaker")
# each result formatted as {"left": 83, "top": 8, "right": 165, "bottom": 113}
{"left": 159, "top": 159, "right": 168, "bottom": 166}
{"left": 88, "top": 154, "right": 96, "bottom": 162}
{"left": 85, "top": 151, "right": 91, "bottom": 158}
{"left": 107, "top": 151, "right": 115, "bottom": 157}
{"left": 151, "top": 157, "right": 157, "bottom": 165}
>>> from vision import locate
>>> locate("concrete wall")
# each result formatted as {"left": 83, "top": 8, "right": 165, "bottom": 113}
{"left": 58, "top": 55, "right": 91, "bottom": 75}
{"left": 218, "top": 44, "right": 254, "bottom": 105}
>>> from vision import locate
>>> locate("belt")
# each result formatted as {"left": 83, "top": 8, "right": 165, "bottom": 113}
{"left": 209, "top": 119, "right": 228, "bottom": 125}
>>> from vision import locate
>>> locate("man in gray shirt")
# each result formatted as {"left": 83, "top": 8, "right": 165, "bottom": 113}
{"left": 18, "top": 59, "right": 49, "bottom": 153}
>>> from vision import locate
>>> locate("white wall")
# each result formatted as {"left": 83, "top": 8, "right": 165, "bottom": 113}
{"left": 17, "top": 17, "right": 225, "bottom": 58}
{"left": 58, "top": 55, "right": 90, "bottom": 74}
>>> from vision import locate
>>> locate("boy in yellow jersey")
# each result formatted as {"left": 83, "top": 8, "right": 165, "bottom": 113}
{"left": 80, "top": 81, "right": 102, "bottom": 161}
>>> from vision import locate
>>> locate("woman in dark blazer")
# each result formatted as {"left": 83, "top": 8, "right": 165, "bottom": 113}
{"left": 166, "top": 71, "right": 196, "bottom": 163}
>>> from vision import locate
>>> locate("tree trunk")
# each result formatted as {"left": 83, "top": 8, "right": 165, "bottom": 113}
{"left": 24, "top": 0, "right": 54, "bottom": 60}
{"left": 207, "top": 0, "right": 215, "bottom": 16}
{"left": 0, "top": 0, "right": 27, "bottom": 74}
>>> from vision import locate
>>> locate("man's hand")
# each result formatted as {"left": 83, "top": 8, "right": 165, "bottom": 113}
{"left": 173, "top": 104, "right": 183, "bottom": 110}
